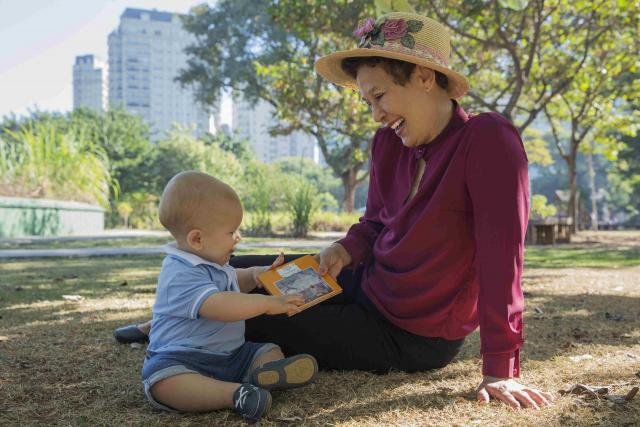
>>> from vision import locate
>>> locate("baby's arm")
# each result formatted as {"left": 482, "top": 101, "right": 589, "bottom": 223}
{"left": 198, "top": 291, "right": 303, "bottom": 321}
{"left": 236, "top": 253, "right": 285, "bottom": 293}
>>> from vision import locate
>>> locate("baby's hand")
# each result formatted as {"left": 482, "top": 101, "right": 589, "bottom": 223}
{"left": 253, "top": 252, "right": 285, "bottom": 288}
{"left": 265, "top": 294, "right": 305, "bottom": 316}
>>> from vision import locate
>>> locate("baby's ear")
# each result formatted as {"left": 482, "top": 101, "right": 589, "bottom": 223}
{"left": 186, "top": 229, "right": 203, "bottom": 250}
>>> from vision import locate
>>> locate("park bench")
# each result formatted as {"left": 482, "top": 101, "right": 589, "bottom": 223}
{"left": 526, "top": 217, "right": 572, "bottom": 245}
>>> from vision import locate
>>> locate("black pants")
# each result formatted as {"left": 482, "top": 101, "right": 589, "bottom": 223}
{"left": 230, "top": 254, "right": 464, "bottom": 373}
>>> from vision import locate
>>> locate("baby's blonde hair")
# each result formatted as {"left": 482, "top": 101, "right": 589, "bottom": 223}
{"left": 159, "top": 171, "right": 240, "bottom": 240}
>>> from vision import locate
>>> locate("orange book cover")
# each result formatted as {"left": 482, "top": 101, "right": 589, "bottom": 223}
{"left": 257, "top": 255, "right": 342, "bottom": 315}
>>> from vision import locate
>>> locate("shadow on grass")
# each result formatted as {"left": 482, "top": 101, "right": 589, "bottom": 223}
{"left": 2, "top": 254, "right": 640, "bottom": 424}
{"left": 453, "top": 291, "right": 640, "bottom": 365}
{"left": 1, "top": 310, "right": 460, "bottom": 425}
{"left": 3, "top": 255, "right": 639, "bottom": 365}
{"left": 0, "top": 255, "right": 162, "bottom": 307}
{"left": 2, "top": 293, "right": 639, "bottom": 425}
{"left": 3, "top": 309, "right": 638, "bottom": 426}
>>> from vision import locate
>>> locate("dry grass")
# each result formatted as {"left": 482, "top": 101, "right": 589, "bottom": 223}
{"left": 1, "top": 232, "right": 639, "bottom": 426}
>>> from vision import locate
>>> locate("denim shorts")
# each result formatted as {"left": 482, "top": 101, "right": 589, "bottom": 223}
{"left": 141, "top": 341, "right": 278, "bottom": 411}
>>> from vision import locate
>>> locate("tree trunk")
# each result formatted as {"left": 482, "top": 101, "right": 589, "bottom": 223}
{"left": 587, "top": 149, "right": 598, "bottom": 231}
{"left": 567, "top": 158, "right": 579, "bottom": 234}
{"left": 341, "top": 169, "right": 358, "bottom": 213}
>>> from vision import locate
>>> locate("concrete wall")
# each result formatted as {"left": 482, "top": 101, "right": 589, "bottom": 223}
{"left": 0, "top": 197, "right": 104, "bottom": 238}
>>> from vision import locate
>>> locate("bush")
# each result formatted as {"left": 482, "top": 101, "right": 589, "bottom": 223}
{"left": 0, "top": 121, "right": 111, "bottom": 206}
{"left": 311, "top": 211, "right": 360, "bottom": 232}
{"left": 530, "top": 194, "right": 558, "bottom": 219}
{"left": 116, "top": 201, "right": 133, "bottom": 228}
{"left": 241, "top": 162, "right": 289, "bottom": 236}
{"left": 242, "top": 211, "right": 290, "bottom": 236}
{"left": 141, "top": 127, "right": 244, "bottom": 195}
{"left": 286, "top": 180, "right": 319, "bottom": 237}
{"left": 122, "top": 192, "right": 161, "bottom": 230}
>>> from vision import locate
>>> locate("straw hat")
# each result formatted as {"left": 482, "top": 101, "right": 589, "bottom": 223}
{"left": 315, "top": 11, "right": 469, "bottom": 99}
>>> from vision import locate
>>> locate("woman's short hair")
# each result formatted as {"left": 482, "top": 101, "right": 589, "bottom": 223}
{"left": 341, "top": 56, "right": 448, "bottom": 90}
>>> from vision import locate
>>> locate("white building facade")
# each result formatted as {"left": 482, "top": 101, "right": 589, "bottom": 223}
{"left": 107, "top": 8, "right": 209, "bottom": 138}
{"left": 232, "top": 96, "right": 321, "bottom": 164}
{"left": 72, "top": 55, "right": 107, "bottom": 112}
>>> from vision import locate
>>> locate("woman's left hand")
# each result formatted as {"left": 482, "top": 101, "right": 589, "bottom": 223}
{"left": 476, "top": 376, "right": 553, "bottom": 410}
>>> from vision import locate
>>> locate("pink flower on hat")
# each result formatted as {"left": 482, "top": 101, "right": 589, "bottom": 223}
{"left": 353, "top": 17, "right": 376, "bottom": 38}
{"left": 381, "top": 19, "right": 408, "bottom": 40}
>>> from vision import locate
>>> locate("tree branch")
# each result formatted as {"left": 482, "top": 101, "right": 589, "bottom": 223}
{"left": 493, "top": 2, "right": 524, "bottom": 118}
{"left": 544, "top": 105, "right": 568, "bottom": 162}
{"left": 426, "top": 0, "right": 494, "bottom": 46}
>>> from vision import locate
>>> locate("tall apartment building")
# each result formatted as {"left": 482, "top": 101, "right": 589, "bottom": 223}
{"left": 107, "top": 8, "right": 209, "bottom": 138}
{"left": 232, "top": 96, "right": 320, "bottom": 164}
{"left": 72, "top": 55, "right": 107, "bottom": 112}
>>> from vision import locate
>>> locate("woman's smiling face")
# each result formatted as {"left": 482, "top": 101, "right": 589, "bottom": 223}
{"left": 356, "top": 64, "right": 441, "bottom": 148}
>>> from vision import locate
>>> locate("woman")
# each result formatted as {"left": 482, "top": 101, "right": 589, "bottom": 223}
{"left": 116, "top": 10, "right": 551, "bottom": 410}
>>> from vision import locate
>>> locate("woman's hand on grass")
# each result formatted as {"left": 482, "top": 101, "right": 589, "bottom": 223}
{"left": 476, "top": 376, "right": 553, "bottom": 410}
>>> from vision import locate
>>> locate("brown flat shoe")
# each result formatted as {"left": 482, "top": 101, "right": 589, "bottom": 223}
{"left": 251, "top": 354, "right": 318, "bottom": 390}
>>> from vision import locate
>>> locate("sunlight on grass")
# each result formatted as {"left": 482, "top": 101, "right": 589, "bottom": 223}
{"left": 525, "top": 246, "right": 640, "bottom": 268}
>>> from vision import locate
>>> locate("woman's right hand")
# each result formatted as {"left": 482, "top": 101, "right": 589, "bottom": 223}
{"left": 315, "top": 243, "right": 352, "bottom": 279}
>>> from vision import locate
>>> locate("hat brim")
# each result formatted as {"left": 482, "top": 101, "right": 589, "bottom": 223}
{"left": 315, "top": 48, "right": 469, "bottom": 100}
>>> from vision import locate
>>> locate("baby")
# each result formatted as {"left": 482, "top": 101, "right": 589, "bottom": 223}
{"left": 141, "top": 171, "right": 317, "bottom": 422}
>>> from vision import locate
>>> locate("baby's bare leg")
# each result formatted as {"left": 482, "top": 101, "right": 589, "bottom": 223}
{"left": 150, "top": 373, "right": 238, "bottom": 412}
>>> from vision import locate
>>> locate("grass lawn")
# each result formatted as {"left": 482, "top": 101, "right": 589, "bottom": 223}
{"left": 0, "top": 235, "right": 329, "bottom": 251}
{"left": 1, "top": 232, "right": 639, "bottom": 425}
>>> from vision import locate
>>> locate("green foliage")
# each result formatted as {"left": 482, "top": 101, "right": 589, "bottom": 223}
{"left": 202, "top": 131, "right": 255, "bottom": 163}
{"left": 374, "top": 0, "right": 416, "bottom": 14}
{"left": 143, "top": 126, "right": 244, "bottom": 194}
{"left": 119, "top": 192, "right": 161, "bottom": 230}
{"left": 417, "top": 0, "right": 636, "bottom": 132}
{"left": 311, "top": 211, "right": 360, "bottom": 231}
{"left": 415, "top": 0, "right": 638, "bottom": 230}
{"left": 241, "top": 162, "right": 285, "bottom": 235}
{"left": 179, "top": 0, "right": 375, "bottom": 211}
{"left": 0, "top": 120, "right": 111, "bottom": 206}
{"left": 116, "top": 202, "right": 133, "bottom": 228}
{"left": 522, "top": 128, "right": 553, "bottom": 166}
{"left": 67, "top": 108, "right": 151, "bottom": 196}
{"left": 611, "top": 112, "right": 640, "bottom": 222}
{"left": 530, "top": 194, "right": 557, "bottom": 219}
{"left": 274, "top": 157, "right": 341, "bottom": 210}
{"left": 242, "top": 211, "right": 292, "bottom": 235}
{"left": 285, "top": 180, "right": 319, "bottom": 237}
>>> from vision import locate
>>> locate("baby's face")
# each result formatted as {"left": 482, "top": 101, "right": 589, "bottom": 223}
{"left": 197, "top": 202, "right": 243, "bottom": 265}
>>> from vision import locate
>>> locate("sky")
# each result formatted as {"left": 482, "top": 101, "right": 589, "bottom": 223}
{"left": 0, "top": 0, "right": 231, "bottom": 122}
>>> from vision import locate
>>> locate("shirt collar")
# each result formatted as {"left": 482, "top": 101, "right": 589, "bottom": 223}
{"left": 164, "top": 242, "right": 228, "bottom": 270}
{"left": 414, "top": 100, "right": 468, "bottom": 159}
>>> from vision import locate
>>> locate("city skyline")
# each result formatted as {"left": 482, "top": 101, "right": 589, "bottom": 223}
{"left": 73, "top": 54, "right": 107, "bottom": 112}
{"left": 107, "top": 7, "right": 211, "bottom": 138}
{"left": 0, "top": 0, "right": 234, "bottom": 121}
{"left": 1, "top": 1, "right": 320, "bottom": 164}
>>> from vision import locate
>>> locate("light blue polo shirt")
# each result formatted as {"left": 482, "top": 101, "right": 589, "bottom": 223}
{"left": 147, "top": 243, "right": 245, "bottom": 355}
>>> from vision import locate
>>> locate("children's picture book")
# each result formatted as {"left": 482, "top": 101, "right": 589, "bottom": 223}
{"left": 257, "top": 255, "right": 342, "bottom": 315}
